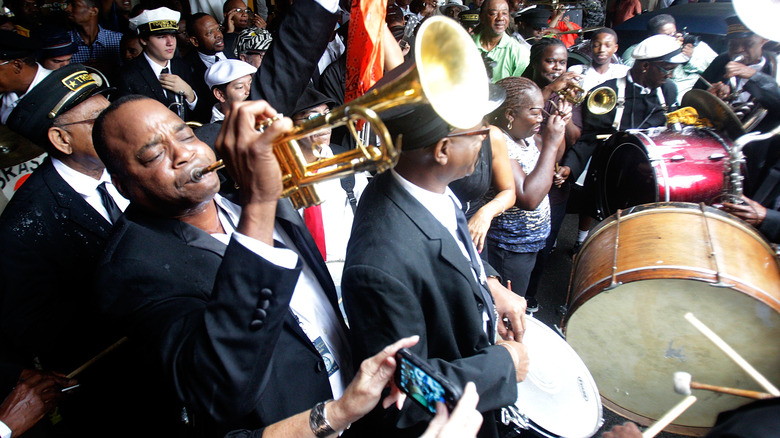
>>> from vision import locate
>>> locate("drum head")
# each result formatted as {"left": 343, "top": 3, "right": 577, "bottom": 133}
{"left": 595, "top": 136, "right": 657, "bottom": 218}
{"left": 515, "top": 317, "right": 602, "bottom": 438}
{"left": 566, "top": 279, "right": 780, "bottom": 433}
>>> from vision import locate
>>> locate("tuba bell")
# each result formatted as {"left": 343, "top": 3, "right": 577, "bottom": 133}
{"left": 193, "top": 16, "right": 491, "bottom": 209}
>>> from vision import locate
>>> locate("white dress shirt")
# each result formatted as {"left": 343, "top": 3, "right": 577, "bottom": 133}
{"left": 568, "top": 62, "right": 630, "bottom": 93}
{"left": 197, "top": 50, "right": 227, "bottom": 69}
{"left": 52, "top": 158, "right": 129, "bottom": 223}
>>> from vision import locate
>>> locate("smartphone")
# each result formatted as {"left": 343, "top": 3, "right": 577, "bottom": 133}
{"left": 394, "top": 348, "right": 463, "bottom": 416}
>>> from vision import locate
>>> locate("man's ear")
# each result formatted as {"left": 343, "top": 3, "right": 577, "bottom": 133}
{"left": 189, "top": 35, "right": 200, "bottom": 48}
{"left": 48, "top": 126, "right": 73, "bottom": 156}
{"left": 213, "top": 87, "right": 226, "bottom": 103}
{"left": 433, "top": 137, "right": 450, "bottom": 166}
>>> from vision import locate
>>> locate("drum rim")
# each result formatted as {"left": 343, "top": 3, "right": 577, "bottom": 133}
{"left": 517, "top": 316, "right": 604, "bottom": 438}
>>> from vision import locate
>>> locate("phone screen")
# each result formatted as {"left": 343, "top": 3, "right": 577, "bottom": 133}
{"left": 397, "top": 356, "right": 448, "bottom": 415}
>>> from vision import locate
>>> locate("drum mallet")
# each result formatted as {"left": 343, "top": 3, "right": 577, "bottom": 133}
{"left": 641, "top": 395, "right": 697, "bottom": 438}
{"left": 66, "top": 336, "right": 128, "bottom": 379}
{"left": 684, "top": 312, "right": 780, "bottom": 396}
{"left": 673, "top": 371, "right": 774, "bottom": 400}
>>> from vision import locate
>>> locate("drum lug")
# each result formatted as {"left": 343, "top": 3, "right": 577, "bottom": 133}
{"left": 670, "top": 155, "right": 686, "bottom": 162}
{"left": 603, "top": 281, "right": 623, "bottom": 291}
{"left": 500, "top": 405, "right": 530, "bottom": 431}
{"left": 709, "top": 280, "right": 735, "bottom": 288}
{"left": 709, "top": 153, "right": 727, "bottom": 160}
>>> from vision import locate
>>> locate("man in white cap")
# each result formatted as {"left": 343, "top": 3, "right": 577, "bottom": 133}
{"left": 117, "top": 7, "right": 199, "bottom": 121}
{"left": 193, "top": 58, "right": 256, "bottom": 151}
{"left": 556, "top": 34, "right": 688, "bottom": 190}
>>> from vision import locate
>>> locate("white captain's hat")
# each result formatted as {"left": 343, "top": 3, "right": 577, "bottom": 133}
{"left": 204, "top": 59, "right": 257, "bottom": 89}
{"left": 631, "top": 34, "right": 689, "bottom": 63}
{"left": 129, "top": 7, "right": 181, "bottom": 36}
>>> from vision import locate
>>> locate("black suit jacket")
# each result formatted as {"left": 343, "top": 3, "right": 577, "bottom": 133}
{"left": 183, "top": 50, "right": 218, "bottom": 123}
{"left": 342, "top": 172, "right": 517, "bottom": 438}
{"left": 0, "top": 158, "right": 180, "bottom": 436}
{"left": 95, "top": 198, "right": 343, "bottom": 434}
{"left": 250, "top": 0, "right": 338, "bottom": 115}
{"left": 116, "top": 54, "right": 199, "bottom": 117}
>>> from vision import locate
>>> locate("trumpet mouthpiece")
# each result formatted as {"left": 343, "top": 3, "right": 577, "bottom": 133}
{"left": 190, "top": 168, "right": 204, "bottom": 182}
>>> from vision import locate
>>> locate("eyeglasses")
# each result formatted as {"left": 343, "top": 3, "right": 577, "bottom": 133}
{"left": 0, "top": 59, "right": 13, "bottom": 67}
{"left": 652, "top": 62, "right": 675, "bottom": 75}
{"left": 446, "top": 127, "right": 490, "bottom": 138}
{"left": 293, "top": 109, "right": 330, "bottom": 123}
{"left": 53, "top": 117, "right": 98, "bottom": 127}
{"left": 232, "top": 8, "right": 252, "bottom": 14}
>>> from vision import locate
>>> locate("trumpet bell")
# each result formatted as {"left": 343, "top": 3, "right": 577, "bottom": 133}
{"left": 587, "top": 86, "right": 618, "bottom": 115}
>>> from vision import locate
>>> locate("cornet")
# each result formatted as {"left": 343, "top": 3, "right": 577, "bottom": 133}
{"left": 191, "top": 17, "right": 490, "bottom": 209}
{"left": 586, "top": 86, "right": 618, "bottom": 115}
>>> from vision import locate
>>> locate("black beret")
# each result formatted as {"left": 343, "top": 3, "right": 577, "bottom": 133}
{"left": 6, "top": 64, "right": 111, "bottom": 148}
{"left": 292, "top": 86, "right": 336, "bottom": 116}
{"left": 381, "top": 103, "right": 451, "bottom": 151}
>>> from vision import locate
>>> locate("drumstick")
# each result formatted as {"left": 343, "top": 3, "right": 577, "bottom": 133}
{"left": 641, "top": 395, "right": 697, "bottom": 438}
{"left": 67, "top": 336, "right": 129, "bottom": 379}
{"left": 684, "top": 313, "right": 780, "bottom": 396}
{"left": 673, "top": 371, "right": 773, "bottom": 400}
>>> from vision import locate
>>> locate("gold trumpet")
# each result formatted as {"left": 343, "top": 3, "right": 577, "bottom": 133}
{"left": 191, "top": 17, "right": 490, "bottom": 209}
{"left": 556, "top": 83, "right": 586, "bottom": 105}
{"left": 586, "top": 86, "right": 618, "bottom": 115}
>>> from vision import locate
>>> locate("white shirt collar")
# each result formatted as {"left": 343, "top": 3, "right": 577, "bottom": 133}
{"left": 391, "top": 169, "right": 460, "bottom": 235}
{"left": 143, "top": 52, "right": 170, "bottom": 77}
{"left": 627, "top": 71, "right": 653, "bottom": 95}
{"left": 51, "top": 157, "right": 129, "bottom": 222}
{"left": 210, "top": 104, "right": 225, "bottom": 123}
{"left": 197, "top": 50, "right": 226, "bottom": 68}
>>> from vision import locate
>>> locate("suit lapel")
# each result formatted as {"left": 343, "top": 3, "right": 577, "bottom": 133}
{"left": 137, "top": 58, "right": 170, "bottom": 104}
{"left": 380, "top": 173, "right": 485, "bottom": 302}
{"left": 40, "top": 159, "right": 113, "bottom": 239}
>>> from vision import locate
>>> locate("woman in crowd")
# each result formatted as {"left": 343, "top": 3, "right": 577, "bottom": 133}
{"left": 484, "top": 76, "right": 569, "bottom": 299}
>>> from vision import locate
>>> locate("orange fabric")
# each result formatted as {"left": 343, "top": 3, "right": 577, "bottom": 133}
{"left": 345, "top": 0, "right": 388, "bottom": 103}
{"left": 552, "top": 20, "right": 582, "bottom": 48}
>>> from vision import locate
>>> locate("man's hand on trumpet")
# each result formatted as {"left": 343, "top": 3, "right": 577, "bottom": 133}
{"left": 215, "top": 100, "right": 293, "bottom": 244}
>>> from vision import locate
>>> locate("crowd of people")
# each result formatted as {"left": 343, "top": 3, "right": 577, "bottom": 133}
{"left": 0, "top": 0, "right": 778, "bottom": 437}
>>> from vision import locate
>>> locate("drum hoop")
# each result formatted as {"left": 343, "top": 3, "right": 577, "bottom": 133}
{"left": 583, "top": 203, "right": 774, "bottom": 251}
{"left": 567, "top": 266, "right": 780, "bottom": 318}
{"left": 632, "top": 130, "right": 671, "bottom": 202}
{"left": 600, "top": 139, "right": 661, "bottom": 216}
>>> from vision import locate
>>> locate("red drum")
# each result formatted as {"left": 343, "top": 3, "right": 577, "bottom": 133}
{"left": 589, "top": 127, "right": 731, "bottom": 220}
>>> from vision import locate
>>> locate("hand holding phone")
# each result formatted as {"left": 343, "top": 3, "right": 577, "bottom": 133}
{"left": 394, "top": 348, "right": 463, "bottom": 416}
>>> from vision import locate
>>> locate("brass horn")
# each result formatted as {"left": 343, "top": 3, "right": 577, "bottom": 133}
{"left": 192, "top": 17, "right": 489, "bottom": 209}
{"left": 586, "top": 86, "right": 617, "bottom": 115}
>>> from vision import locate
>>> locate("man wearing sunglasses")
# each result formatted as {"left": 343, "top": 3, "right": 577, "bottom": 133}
{"left": 555, "top": 34, "right": 687, "bottom": 193}
{"left": 341, "top": 85, "right": 529, "bottom": 437}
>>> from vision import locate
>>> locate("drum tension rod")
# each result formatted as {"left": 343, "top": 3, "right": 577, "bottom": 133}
{"left": 604, "top": 208, "right": 623, "bottom": 291}
{"left": 698, "top": 203, "right": 734, "bottom": 288}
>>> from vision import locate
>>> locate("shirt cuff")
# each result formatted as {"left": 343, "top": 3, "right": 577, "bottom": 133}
{"left": 0, "top": 420, "right": 12, "bottom": 438}
{"left": 232, "top": 232, "right": 299, "bottom": 270}
{"left": 187, "top": 91, "right": 198, "bottom": 110}
{"left": 314, "top": 0, "right": 339, "bottom": 14}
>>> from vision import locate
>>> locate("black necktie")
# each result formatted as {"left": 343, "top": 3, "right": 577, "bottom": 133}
{"left": 453, "top": 203, "right": 496, "bottom": 343}
{"left": 97, "top": 182, "right": 122, "bottom": 223}
{"left": 160, "top": 67, "right": 170, "bottom": 99}
{"left": 214, "top": 55, "right": 219, "bottom": 64}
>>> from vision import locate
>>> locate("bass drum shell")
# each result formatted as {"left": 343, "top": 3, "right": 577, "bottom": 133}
{"left": 564, "top": 202, "right": 780, "bottom": 436}
{"left": 589, "top": 128, "right": 731, "bottom": 221}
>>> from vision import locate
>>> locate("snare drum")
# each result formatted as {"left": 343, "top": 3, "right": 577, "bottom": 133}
{"left": 506, "top": 316, "right": 602, "bottom": 438}
{"left": 565, "top": 202, "right": 780, "bottom": 435}
{"left": 589, "top": 128, "right": 731, "bottom": 220}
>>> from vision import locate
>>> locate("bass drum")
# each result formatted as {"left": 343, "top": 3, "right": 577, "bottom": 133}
{"left": 589, "top": 128, "right": 731, "bottom": 221}
{"left": 564, "top": 202, "right": 780, "bottom": 436}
